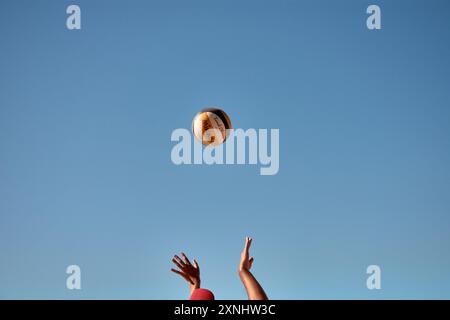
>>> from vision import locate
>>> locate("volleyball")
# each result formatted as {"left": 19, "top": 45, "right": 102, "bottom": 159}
{"left": 192, "top": 108, "right": 232, "bottom": 146}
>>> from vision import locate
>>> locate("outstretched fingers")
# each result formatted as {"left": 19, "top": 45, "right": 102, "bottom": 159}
{"left": 172, "top": 257, "right": 184, "bottom": 270}
{"left": 181, "top": 252, "right": 192, "bottom": 266}
{"left": 244, "top": 236, "right": 253, "bottom": 254}
{"left": 174, "top": 254, "right": 186, "bottom": 266}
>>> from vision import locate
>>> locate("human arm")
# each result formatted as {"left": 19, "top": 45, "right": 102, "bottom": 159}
{"left": 238, "top": 237, "right": 268, "bottom": 300}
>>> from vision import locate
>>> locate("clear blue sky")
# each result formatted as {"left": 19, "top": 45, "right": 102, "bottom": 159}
{"left": 1, "top": 0, "right": 450, "bottom": 299}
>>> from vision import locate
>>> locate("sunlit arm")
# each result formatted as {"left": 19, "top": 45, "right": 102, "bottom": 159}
{"left": 238, "top": 237, "right": 269, "bottom": 300}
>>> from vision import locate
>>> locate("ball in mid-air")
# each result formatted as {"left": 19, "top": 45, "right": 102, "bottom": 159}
{"left": 192, "top": 108, "right": 232, "bottom": 146}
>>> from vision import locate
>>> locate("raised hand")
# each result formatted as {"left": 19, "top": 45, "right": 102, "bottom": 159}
{"left": 171, "top": 252, "right": 201, "bottom": 293}
{"left": 238, "top": 237, "right": 268, "bottom": 300}
{"left": 239, "top": 237, "right": 254, "bottom": 272}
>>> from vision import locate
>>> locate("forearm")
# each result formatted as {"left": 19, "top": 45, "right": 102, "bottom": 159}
{"left": 239, "top": 270, "right": 268, "bottom": 300}
{"left": 189, "top": 281, "right": 201, "bottom": 294}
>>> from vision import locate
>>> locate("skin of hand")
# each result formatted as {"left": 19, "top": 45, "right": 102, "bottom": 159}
{"left": 171, "top": 252, "right": 201, "bottom": 294}
{"left": 239, "top": 236, "right": 254, "bottom": 272}
{"left": 238, "top": 237, "right": 269, "bottom": 300}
